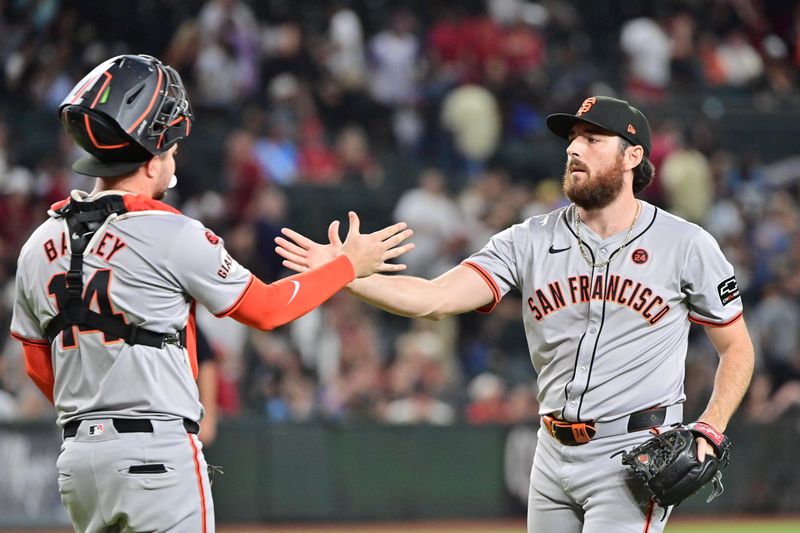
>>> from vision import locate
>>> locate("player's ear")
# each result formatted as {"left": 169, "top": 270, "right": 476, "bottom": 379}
{"left": 625, "top": 145, "right": 644, "bottom": 170}
{"left": 143, "top": 154, "right": 161, "bottom": 179}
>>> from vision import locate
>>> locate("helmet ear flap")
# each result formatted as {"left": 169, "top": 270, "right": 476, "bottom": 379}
{"left": 62, "top": 107, "right": 151, "bottom": 161}
{"left": 61, "top": 106, "right": 154, "bottom": 177}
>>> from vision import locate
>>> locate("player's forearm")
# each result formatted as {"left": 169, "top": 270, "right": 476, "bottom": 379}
{"left": 198, "top": 361, "right": 219, "bottom": 445}
{"left": 346, "top": 274, "right": 454, "bottom": 320}
{"left": 224, "top": 255, "right": 356, "bottom": 329}
{"left": 198, "top": 361, "right": 218, "bottom": 418}
{"left": 699, "top": 335, "right": 754, "bottom": 431}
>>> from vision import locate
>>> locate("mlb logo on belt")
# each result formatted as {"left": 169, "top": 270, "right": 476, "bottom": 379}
{"left": 88, "top": 424, "right": 104, "bottom": 436}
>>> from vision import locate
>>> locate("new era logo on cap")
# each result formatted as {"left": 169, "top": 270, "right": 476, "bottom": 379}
{"left": 546, "top": 96, "right": 652, "bottom": 155}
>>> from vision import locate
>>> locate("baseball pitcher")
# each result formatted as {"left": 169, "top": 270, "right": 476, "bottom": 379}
{"left": 276, "top": 96, "right": 754, "bottom": 532}
{"left": 10, "top": 54, "right": 413, "bottom": 533}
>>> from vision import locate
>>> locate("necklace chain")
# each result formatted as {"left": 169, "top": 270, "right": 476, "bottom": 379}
{"left": 574, "top": 201, "right": 641, "bottom": 269}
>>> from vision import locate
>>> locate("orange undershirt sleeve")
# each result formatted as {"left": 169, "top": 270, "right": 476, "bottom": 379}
{"left": 12, "top": 335, "right": 55, "bottom": 404}
{"left": 220, "top": 255, "right": 356, "bottom": 330}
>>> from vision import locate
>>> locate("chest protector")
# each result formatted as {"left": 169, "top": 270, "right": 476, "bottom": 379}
{"left": 44, "top": 195, "right": 184, "bottom": 348}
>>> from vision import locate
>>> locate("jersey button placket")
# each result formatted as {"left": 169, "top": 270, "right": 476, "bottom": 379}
{"left": 567, "top": 301, "right": 601, "bottom": 417}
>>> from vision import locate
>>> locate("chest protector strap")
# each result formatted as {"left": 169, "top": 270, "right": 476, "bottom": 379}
{"left": 44, "top": 195, "right": 185, "bottom": 348}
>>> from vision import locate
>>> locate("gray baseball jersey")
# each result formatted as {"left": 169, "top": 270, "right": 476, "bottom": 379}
{"left": 10, "top": 190, "right": 251, "bottom": 428}
{"left": 464, "top": 201, "right": 743, "bottom": 423}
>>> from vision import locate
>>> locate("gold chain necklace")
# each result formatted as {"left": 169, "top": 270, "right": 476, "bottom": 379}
{"left": 574, "top": 201, "right": 641, "bottom": 269}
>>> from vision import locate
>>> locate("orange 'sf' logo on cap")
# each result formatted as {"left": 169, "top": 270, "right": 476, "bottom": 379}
{"left": 577, "top": 97, "right": 597, "bottom": 116}
{"left": 627, "top": 124, "right": 637, "bottom": 134}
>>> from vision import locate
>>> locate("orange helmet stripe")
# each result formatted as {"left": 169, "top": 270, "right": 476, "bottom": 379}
{"left": 126, "top": 65, "right": 163, "bottom": 134}
{"left": 83, "top": 114, "right": 129, "bottom": 149}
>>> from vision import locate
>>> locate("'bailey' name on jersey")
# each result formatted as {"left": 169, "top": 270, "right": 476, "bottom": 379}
{"left": 43, "top": 231, "right": 127, "bottom": 263}
{"left": 527, "top": 274, "right": 669, "bottom": 325}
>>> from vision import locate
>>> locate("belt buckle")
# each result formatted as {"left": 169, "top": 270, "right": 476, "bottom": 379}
{"left": 544, "top": 415, "right": 596, "bottom": 445}
{"left": 161, "top": 333, "right": 180, "bottom": 347}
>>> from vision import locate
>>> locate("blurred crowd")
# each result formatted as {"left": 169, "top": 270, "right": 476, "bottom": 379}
{"left": 0, "top": 0, "right": 799, "bottom": 432}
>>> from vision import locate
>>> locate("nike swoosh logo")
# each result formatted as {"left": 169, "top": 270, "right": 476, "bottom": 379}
{"left": 287, "top": 280, "right": 301, "bottom": 304}
{"left": 549, "top": 245, "right": 572, "bottom": 254}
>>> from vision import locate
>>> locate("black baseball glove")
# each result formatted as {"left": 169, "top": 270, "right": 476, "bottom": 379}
{"left": 620, "top": 421, "right": 732, "bottom": 507}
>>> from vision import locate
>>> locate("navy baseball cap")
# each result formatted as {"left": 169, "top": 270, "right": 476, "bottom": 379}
{"left": 546, "top": 96, "right": 651, "bottom": 156}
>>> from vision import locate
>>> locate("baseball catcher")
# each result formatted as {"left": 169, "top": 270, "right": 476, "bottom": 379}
{"left": 621, "top": 421, "right": 732, "bottom": 507}
{"left": 11, "top": 53, "right": 415, "bottom": 533}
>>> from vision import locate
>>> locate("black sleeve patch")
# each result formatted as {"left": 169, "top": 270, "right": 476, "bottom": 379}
{"left": 717, "top": 276, "right": 740, "bottom": 306}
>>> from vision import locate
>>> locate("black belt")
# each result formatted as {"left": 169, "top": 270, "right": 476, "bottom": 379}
{"left": 544, "top": 406, "right": 669, "bottom": 446}
{"left": 626, "top": 406, "right": 668, "bottom": 431}
{"left": 63, "top": 418, "right": 199, "bottom": 439}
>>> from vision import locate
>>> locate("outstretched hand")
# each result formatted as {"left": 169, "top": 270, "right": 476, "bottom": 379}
{"left": 275, "top": 211, "right": 414, "bottom": 278}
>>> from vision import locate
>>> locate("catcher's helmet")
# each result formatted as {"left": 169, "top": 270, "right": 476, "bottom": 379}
{"left": 59, "top": 54, "right": 192, "bottom": 177}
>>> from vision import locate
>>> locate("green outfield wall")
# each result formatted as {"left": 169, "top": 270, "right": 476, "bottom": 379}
{"left": 0, "top": 419, "right": 796, "bottom": 528}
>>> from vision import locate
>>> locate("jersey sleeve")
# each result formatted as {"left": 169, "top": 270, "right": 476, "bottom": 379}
{"left": 166, "top": 220, "right": 253, "bottom": 315}
{"left": 681, "top": 229, "right": 743, "bottom": 326}
{"left": 10, "top": 253, "right": 48, "bottom": 343}
{"left": 462, "top": 224, "right": 524, "bottom": 313}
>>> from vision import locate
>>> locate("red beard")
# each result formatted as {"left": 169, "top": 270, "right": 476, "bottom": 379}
{"left": 562, "top": 154, "right": 626, "bottom": 210}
